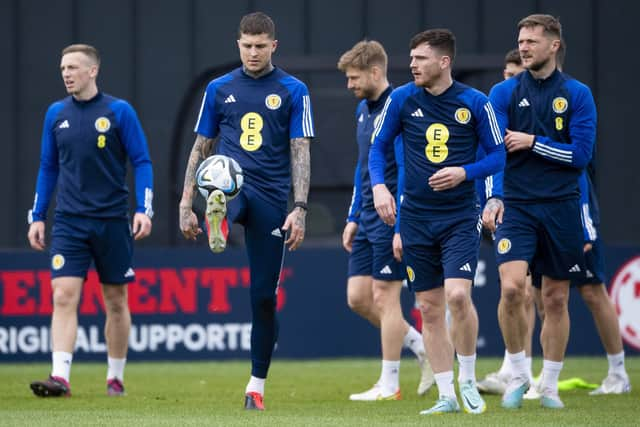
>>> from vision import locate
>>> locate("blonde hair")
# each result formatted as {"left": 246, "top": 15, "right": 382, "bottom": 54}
{"left": 518, "top": 14, "right": 562, "bottom": 40}
{"left": 337, "top": 40, "right": 387, "bottom": 73}
{"left": 61, "top": 44, "right": 100, "bottom": 65}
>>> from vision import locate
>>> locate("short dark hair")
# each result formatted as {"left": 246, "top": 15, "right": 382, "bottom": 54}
{"left": 238, "top": 12, "right": 275, "bottom": 39}
{"left": 518, "top": 14, "right": 562, "bottom": 40}
{"left": 504, "top": 48, "right": 521, "bottom": 66}
{"left": 61, "top": 44, "right": 100, "bottom": 65}
{"left": 410, "top": 29, "right": 456, "bottom": 61}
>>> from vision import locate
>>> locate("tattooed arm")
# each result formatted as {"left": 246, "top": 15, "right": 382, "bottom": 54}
{"left": 179, "top": 134, "right": 216, "bottom": 240}
{"left": 283, "top": 137, "right": 311, "bottom": 250}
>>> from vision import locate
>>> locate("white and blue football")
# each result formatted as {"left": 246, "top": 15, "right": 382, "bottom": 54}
{"left": 196, "top": 154, "right": 244, "bottom": 200}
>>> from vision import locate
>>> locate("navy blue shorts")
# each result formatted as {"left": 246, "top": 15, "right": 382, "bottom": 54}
{"left": 495, "top": 199, "right": 586, "bottom": 281}
{"left": 532, "top": 235, "right": 607, "bottom": 288}
{"left": 401, "top": 212, "right": 482, "bottom": 292}
{"left": 348, "top": 209, "right": 404, "bottom": 281}
{"left": 50, "top": 214, "right": 134, "bottom": 284}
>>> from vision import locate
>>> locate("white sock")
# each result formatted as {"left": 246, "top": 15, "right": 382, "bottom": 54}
{"left": 456, "top": 353, "right": 477, "bottom": 383}
{"left": 498, "top": 350, "right": 511, "bottom": 376}
{"left": 434, "top": 371, "right": 456, "bottom": 399}
{"left": 51, "top": 351, "right": 73, "bottom": 382}
{"left": 107, "top": 357, "right": 127, "bottom": 381}
{"left": 525, "top": 356, "right": 533, "bottom": 383}
{"left": 403, "top": 327, "right": 425, "bottom": 356}
{"left": 607, "top": 351, "right": 627, "bottom": 377}
{"left": 245, "top": 376, "right": 265, "bottom": 395}
{"left": 541, "top": 359, "right": 563, "bottom": 395}
{"left": 507, "top": 351, "right": 527, "bottom": 380}
{"left": 379, "top": 360, "right": 400, "bottom": 394}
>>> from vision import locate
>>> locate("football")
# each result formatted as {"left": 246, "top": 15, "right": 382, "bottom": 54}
{"left": 195, "top": 154, "right": 244, "bottom": 200}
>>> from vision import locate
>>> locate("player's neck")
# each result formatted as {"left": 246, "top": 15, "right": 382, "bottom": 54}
{"left": 369, "top": 81, "right": 390, "bottom": 103}
{"left": 243, "top": 63, "right": 274, "bottom": 79}
{"left": 423, "top": 74, "right": 453, "bottom": 96}
{"left": 72, "top": 84, "right": 99, "bottom": 101}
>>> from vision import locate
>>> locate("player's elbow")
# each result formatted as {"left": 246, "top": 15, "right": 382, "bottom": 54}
{"left": 132, "top": 158, "right": 153, "bottom": 170}
{"left": 494, "top": 151, "right": 506, "bottom": 173}
{"left": 486, "top": 150, "right": 506, "bottom": 176}
{"left": 571, "top": 151, "right": 591, "bottom": 169}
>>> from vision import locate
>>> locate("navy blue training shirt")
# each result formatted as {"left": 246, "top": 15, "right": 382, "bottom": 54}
{"left": 489, "top": 69, "right": 596, "bottom": 202}
{"left": 369, "top": 81, "right": 505, "bottom": 220}
{"left": 29, "top": 93, "right": 153, "bottom": 222}
{"left": 194, "top": 67, "right": 315, "bottom": 207}
{"left": 347, "top": 86, "right": 404, "bottom": 223}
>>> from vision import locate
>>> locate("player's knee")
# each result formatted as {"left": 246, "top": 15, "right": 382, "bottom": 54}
{"left": 445, "top": 289, "right": 469, "bottom": 314}
{"left": 347, "top": 290, "right": 371, "bottom": 315}
{"left": 372, "top": 291, "right": 384, "bottom": 313}
{"left": 52, "top": 287, "right": 78, "bottom": 311}
{"left": 578, "top": 284, "right": 604, "bottom": 309}
{"left": 541, "top": 290, "right": 567, "bottom": 316}
{"left": 371, "top": 285, "right": 394, "bottom": 312}
{"left": 417, "top": 300, "right": 443, "bottom": 325}
{"left": 500, "top": 282, "right": 524, "bottom": 305}
{"left": 105, "top": 297, "right": 129, "bottom": 317}
{"left": 103, "top": 287, "right": 129, "bottom": 316}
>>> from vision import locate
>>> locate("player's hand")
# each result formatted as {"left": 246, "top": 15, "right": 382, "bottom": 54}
{"left": 428, "top": 167, "right": 466, "bottom": 191}
{"left": 27, "top": 221, "right": 46, "bottom": 251}
{"left": 482, "top": 198, "right": 504, "bottom": 232}
{"left": 342, "top": 221, "right": 358, "bottom": 253}
{"left": 504, "top": 129, "right": 535, "bottom": 153}
{"left": 283, "top": 207, "right": 306, "bottom": 251}
{"left": 583, "top": 242, "right": 593, "bottom": 253}
{"left": 179, "top": 203, "right": 202, "bottom": 241}
{"left": 373, "top": 184, "right": 396, "bottom": 226}
{"left": 392, "top": 233, "right": 403, "bottom": 262}
{"left": 132, "top": 213, "right": 152, "bottom": 240}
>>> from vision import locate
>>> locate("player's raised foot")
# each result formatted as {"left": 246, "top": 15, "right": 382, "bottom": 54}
{"left": 459, "top": 380, "right": 486, "bottom": 414}
{"left": 107, "top": 378, "right": 125, "bottom": 396}
{"left": 205, "top": 190, "right": 228, "bottom": 253}
{"left": 349, "top": 384, "right": 401, "bottom": 401}
{"left": 477, "top": 371, "right": 510, "bottom": 395}
{"left": 30, "top": 376, "right": 71, "bottom": 397}
{"left": 244, "top": 392, "right": 265, "bottom": 410}
{"left": 540, "top": 389, "right": 565, "bottom": 409}
{"left": 417, "top": 353, "right": 435, "bottom": 395}
{"left": 419, "top": 396, "right": 460, "bottom": 415}
{"left": 589, "top": 373, "right": 631, "bottom": 395}
{"left": 501, "top": 375, "right": 529, "bottom": 409}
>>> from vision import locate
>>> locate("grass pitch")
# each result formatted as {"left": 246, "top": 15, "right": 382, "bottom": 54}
{"left": 0, "top": 357, "right": 638, "bottom": 426}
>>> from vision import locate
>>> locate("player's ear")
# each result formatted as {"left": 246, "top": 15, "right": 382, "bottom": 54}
{"left": 369, "top": 65, "right": 378, "bottom": 81}
{"left": 440, "top": 55, "right": 451, "bottom": 69}
{"left": 271, "top": 39, "right": 278, "bottom": 53}
{"left": 89, "top": 64, "right": 99, "bottom": 79}
{"left": 370, "top": 65, "right": 382, "bottom": 82}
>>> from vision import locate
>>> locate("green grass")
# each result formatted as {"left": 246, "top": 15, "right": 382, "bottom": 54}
{"left": 0, "top": 357, "right": 638, "bottom": 426}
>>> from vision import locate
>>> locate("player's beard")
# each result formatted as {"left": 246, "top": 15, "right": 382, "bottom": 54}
{"left": 360, "top": 86, "right": 378, "bottom": 101}
{"left": 527, "top": 56, "right": 552, "bottom": 72}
